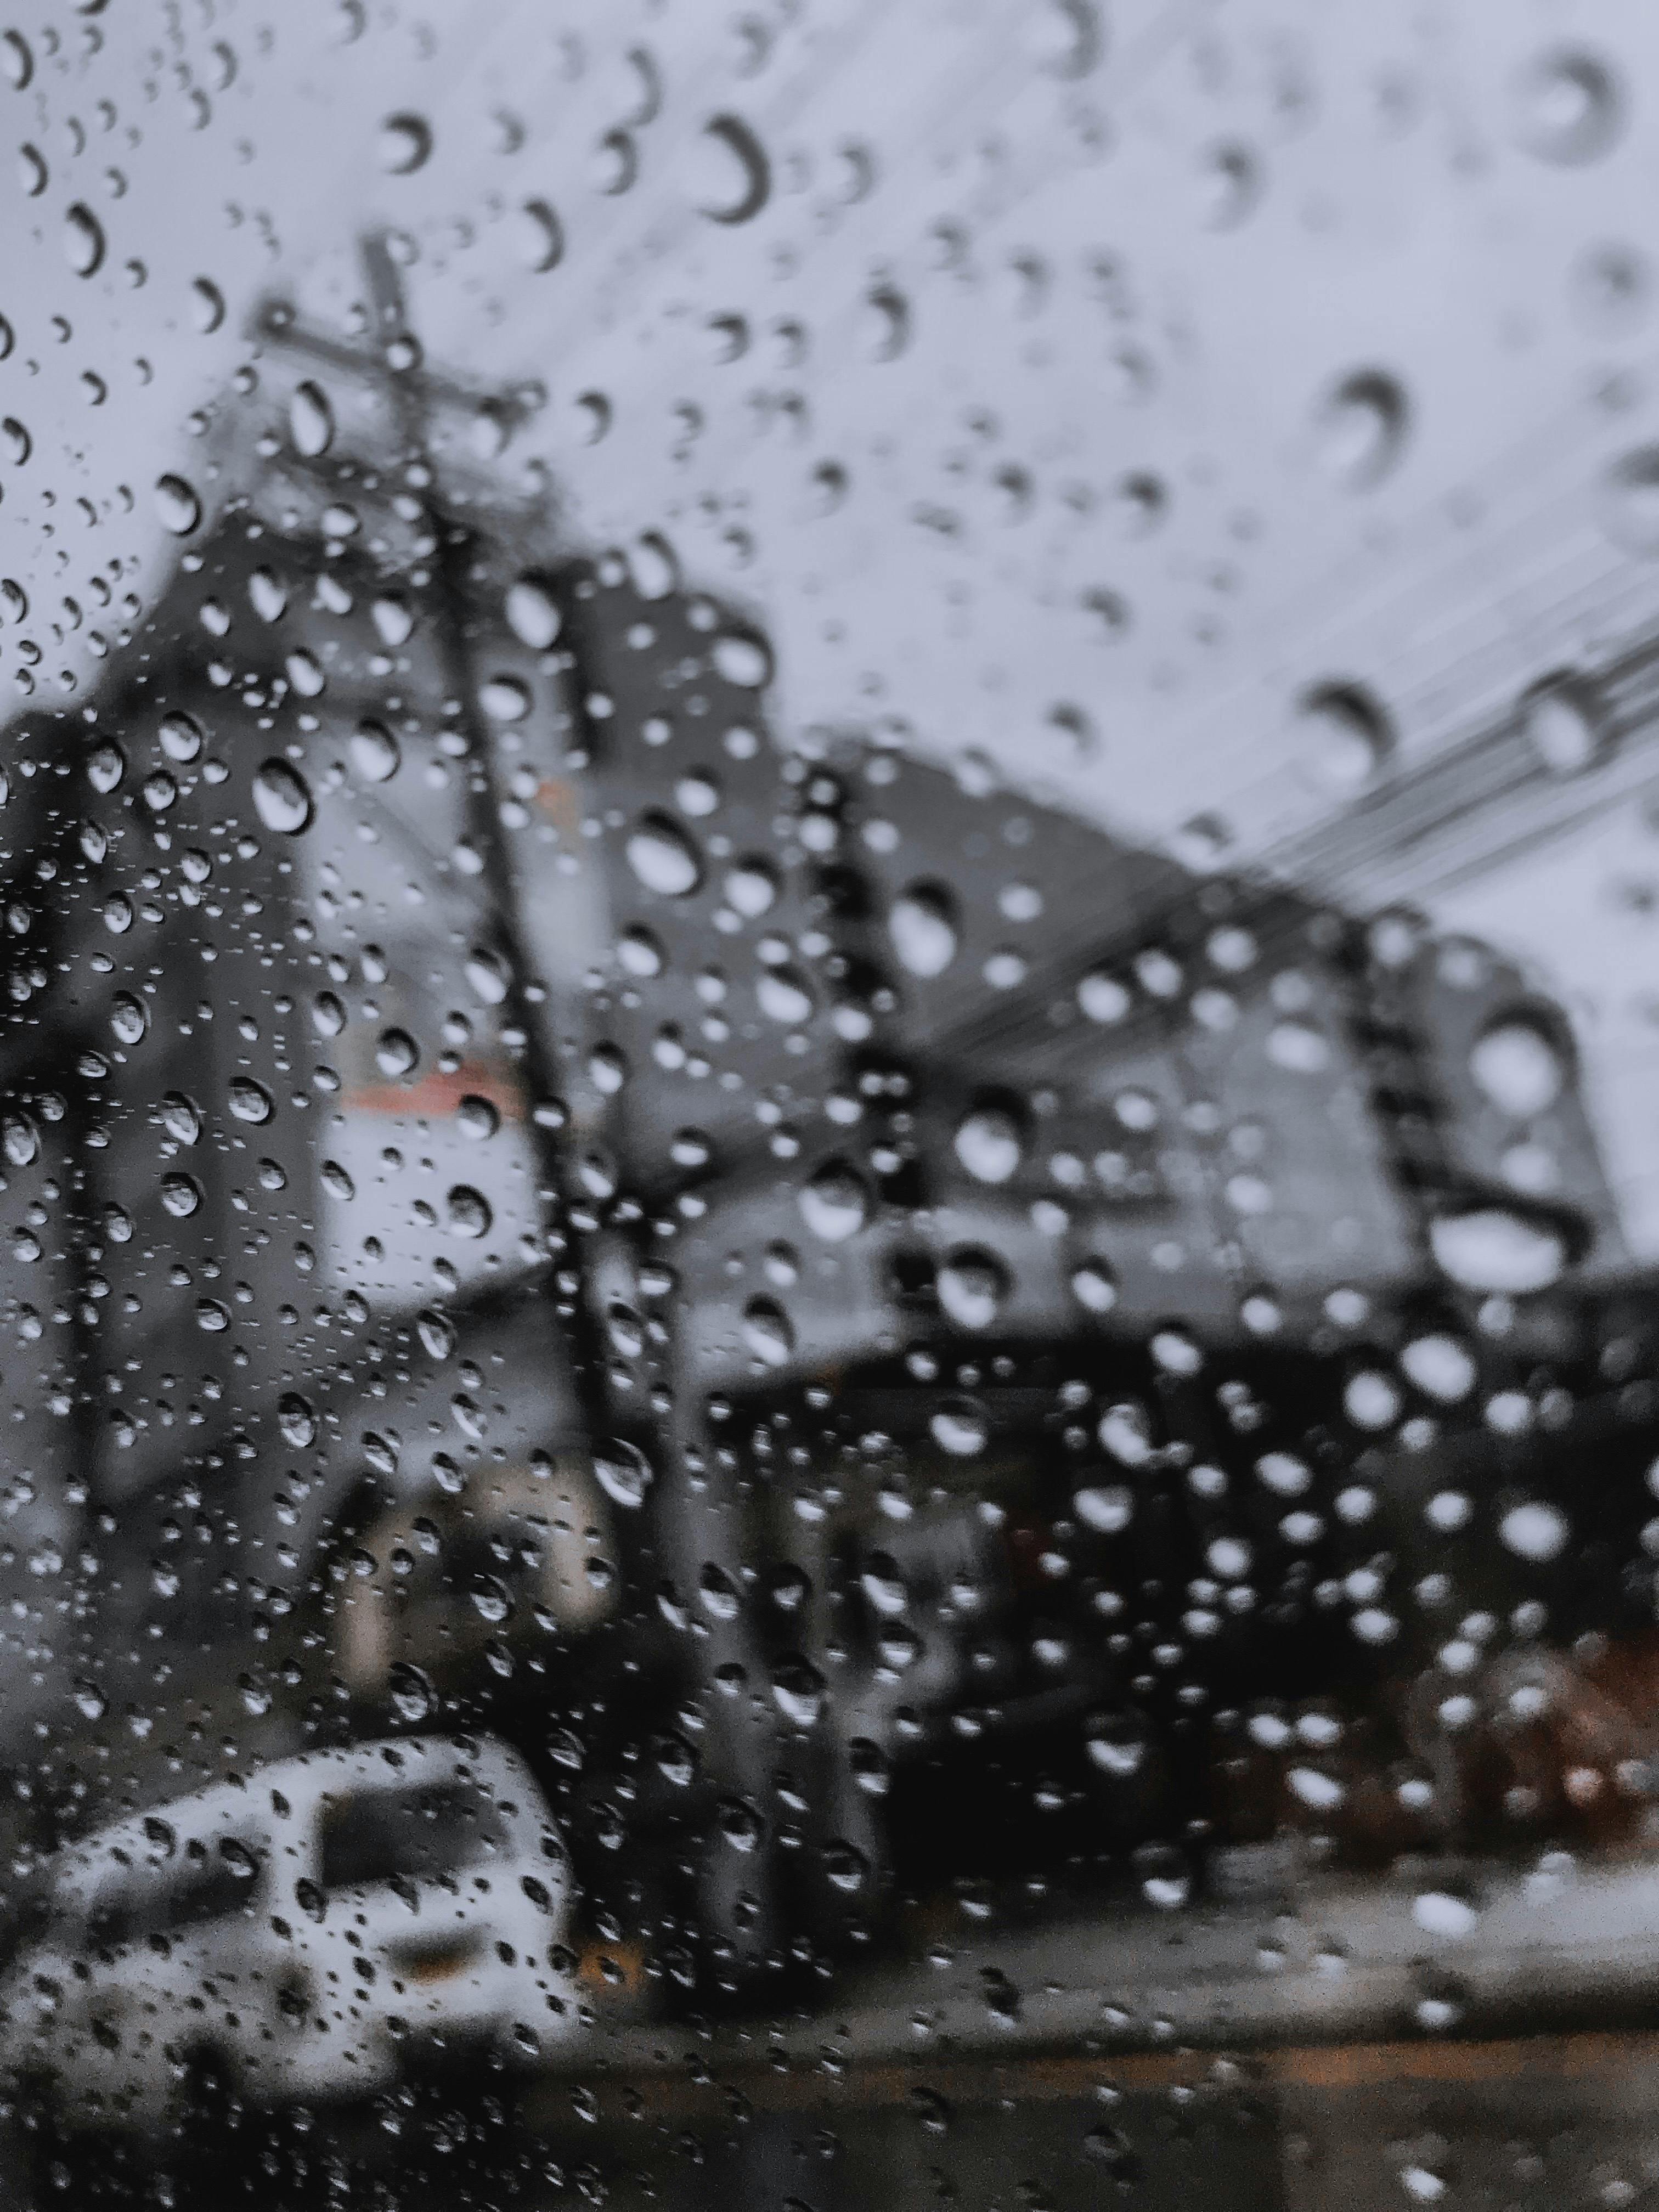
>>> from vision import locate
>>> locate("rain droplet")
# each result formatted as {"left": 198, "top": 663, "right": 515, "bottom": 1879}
{"left": 196, "top": 1299, "right": 231, "bottom": 1333}
{"left": 1518, "top": 673, "right": 1606, "bottom": 775}
{"left": 1470, "top": 1019, "right": 1565, "bottom": 1117}
{"left": 159, "top": 1172, "right": 200, "bottom": 1218}
{"left": 798, "top": 1160, "right": 869, "bottom": 1242}
{"left": 456, "top": 1093, "right": 499, "bottom": 1141}
{"left": 350, "top": 719, "right": 400, "bottom": 782}
{"left": 278, "top": 1392, "right": 317, "bottom": 1448}
{"left": 465, "top": 946, "right": 511, "bottom": 1004}
{"left": 86, "top": 740, "right": 126, "bottom": 793}
{"left": 377, "top": 111, "right": 432, "bottom": 173}
{"left": 290, "top": 379, "right": 335, "bottom": 458}
{"left": 1514, "top": 47, "right": 1623, "bottom": 166}
{"left": 252, "top": 758, "right": 313, "bottom": 834}
{"left": 110, "top": 992, "right": 148, "bottom": 1046}
{"left": 740, "top": 1297, "right": 795, "bottom": 1367}
{"left": 72, "top": 1679, "right": 106, "bottom": 1721}
{"left": 936, "top": 1249, "right": 1010, "bottom": 1330}
{"left": 954, "top": 1107, "right": 1023, "bottom": 1185}
{"left": 64, "top": 203, "right": 105, "bottom": 276}
{"left": 446, "top": 1184, "right": 492, "bottom": 1238}
{"left": 479, "top": 673, "right": 532, "bottom": 721}
{"left": 1499, "top": 1500, "right": 1570, "bottom": 1562}
{"left": 594, "top": 1438, "right": 653, "bottom": 1509}
{"left": 228, "top": 1077, "right": 274, "bottom": 1125}
{"left": 931, "top": 1398, "right": 989, "bottom": 1457}
{"left": 1314, "top": 370, "right": 1410, "bottom": 490}
{"left": 1, "top": 30, "right": 32, "bottom": 90}
{"left": 889, "top": 885, "right": 958, "bottom": 978}
{"left": 388, "top": 1662, "right": 435, "bottom": 1723}
{"left": 505, "top": 576, "right": 561, "bottom": 649}
{"left": 1293, "top": 682, "right": 1392, "bottom": 794}
{"left": 160, "top": 1092, "right": 200, "bottom": 1144}
{"left": 695, "top": 112, "right": 771, "bottom": 224}
{"left": 1429, "top": 1207, "right": 1567, "bottom": 1293}
{"left": 709, "top": 631, "right": 771, "bottom": 688}
{"left": 1, "top": 1113, "right": 35, "bottom": 1167}
{"left": 159, "top": 710, "right": 204, "bottom": 761}
{"left": 1601, "top": 445, "right": 1659, "bottom": 555}
{"left": 515, "top": 198, "right": 564, "bottom": 272}
{"left": 375, "top": 1027, "right": 419, "bottom": 1077}
{"left": 627, "top": 813, "right": 703, "bottom": 897}
{"left": 191, "top": 277, "right": 225, "bottom": 333}
{"left": 154, "top": 473, "right": 201, "bottom": 535}
{"left": 1197, "top": 140, "right": 1261, "bottom": 228}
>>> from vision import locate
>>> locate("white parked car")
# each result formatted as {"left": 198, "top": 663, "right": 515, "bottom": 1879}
{"left": 0, "top": 1734, "right": 579, "bottom": 2137}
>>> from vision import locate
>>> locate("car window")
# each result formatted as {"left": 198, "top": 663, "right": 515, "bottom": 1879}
{"left": 318, "top": 1781, "right": 509, "bottom": 1892}
{"left": 84, "top": 1838, "right": 263, "bottom": 1949}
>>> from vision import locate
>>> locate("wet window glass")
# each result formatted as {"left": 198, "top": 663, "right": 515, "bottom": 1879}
{"left": 3, "top": 3, "right": 1659, "bottom": 2208}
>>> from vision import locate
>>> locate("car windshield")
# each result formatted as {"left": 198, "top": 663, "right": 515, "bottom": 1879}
{"left": 318, "top": 1781, "right": 509, "bottom": 1892}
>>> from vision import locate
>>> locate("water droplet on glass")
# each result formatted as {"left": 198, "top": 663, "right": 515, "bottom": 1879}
{"left": 446, "top": 1184, "right": 492, "bottom": 1238}
{"left": 954, "top": 1107, "right": 1023, "bottom": 1184}
{"left": 375, "top": 1028, "right": 418, "bottom": 1077}
{"left": 1314, "top": 370, "right": 1409, "bottom": 489}
{"left": 349, "top": 719, "right": 400, "bottom": 783}
{"left": 289, "top": 379, "right": 334, "bottom": 458}
{"left": 627, "top": 813, "right": 703, "bottom": 897}
{"left": 1429, "top": 1207, "right": 1567, "bottom": 1293}
{"left": 465, "top": 945, "right": 511, "bottom": 1003}
{"left": 228, "top": 1077, "right": 274, "bottom": 1125}
{"left": 110, "top": 992, "right": 148, "bottom": 1045}
{"left": 64, "top": 202, "right": 104, "bottom": 276}
{"left": 1518, "top": 673, "right": 1606, "bottom": 775}
{"left": 1293, "top": 682, "right": 1392, "bottom": 794}
{"left": 479, "top": 673, "right": 532, "bottom": 721}
{"left": 740, "top": 1296, "right": 795, "bottom": 1367}
{"left": 1499, "top": 1500, "right": 1570, "bottom": 1562}
{"left": 798, "top": 1160, "right": 869, "bottom": 1242}
{"left": 710, "top": 631, "right": 771, "bottom": 688}
{"left": 515, "top": 198, "right": 565, "bottom": 271}
{"left": 191, "top": 276, "right": 225, "bottom": 333}
{"left": 160, "top": 1092, "right": 200, "bottom": 1144}
{"left": 252, "top": 758, "right": 313, "bottom": 833}
{"left": 154, "top": 473, "right": 201, "bottom": 534}
{"left": 159, "top": 1172, "right": 201, "bottom": 1218}
{"left": 695, "top": 112, "right": 772, "bottom": 223}
{"left": 505, "top": 576, "right": 561, "bottom": 648}
{"left": 1469, "top": 1019, "right": 1565, "bottom": 1117}
{"left": 594, "top": 1438, "right": 653, "bottom": 1509}
{"left": 456, "top": 1093, "right": 499, "bottom": 1141}
{"left": 377, "top": 111, "right": 432, "bottom": 174}
{"left": 387, "top": 1662, "right": 435, "bottom": 1724}
{"left": 930, "top": 1398, "right": 989, "bottom": 1457}
{"left": 159, "top": 709, "right": 204, "bottom": 761}
{"left": 1514, "top": 47, "right": 1623, "bottom": 166}
{"left": 936, "top": 1249, "right": 1010, "bottom": 1330}
{"left": 890, "top": 884, "right": 958, "bottom": 977}
{"left": 86, "top": 740, "right": 126, "bottom": 793}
